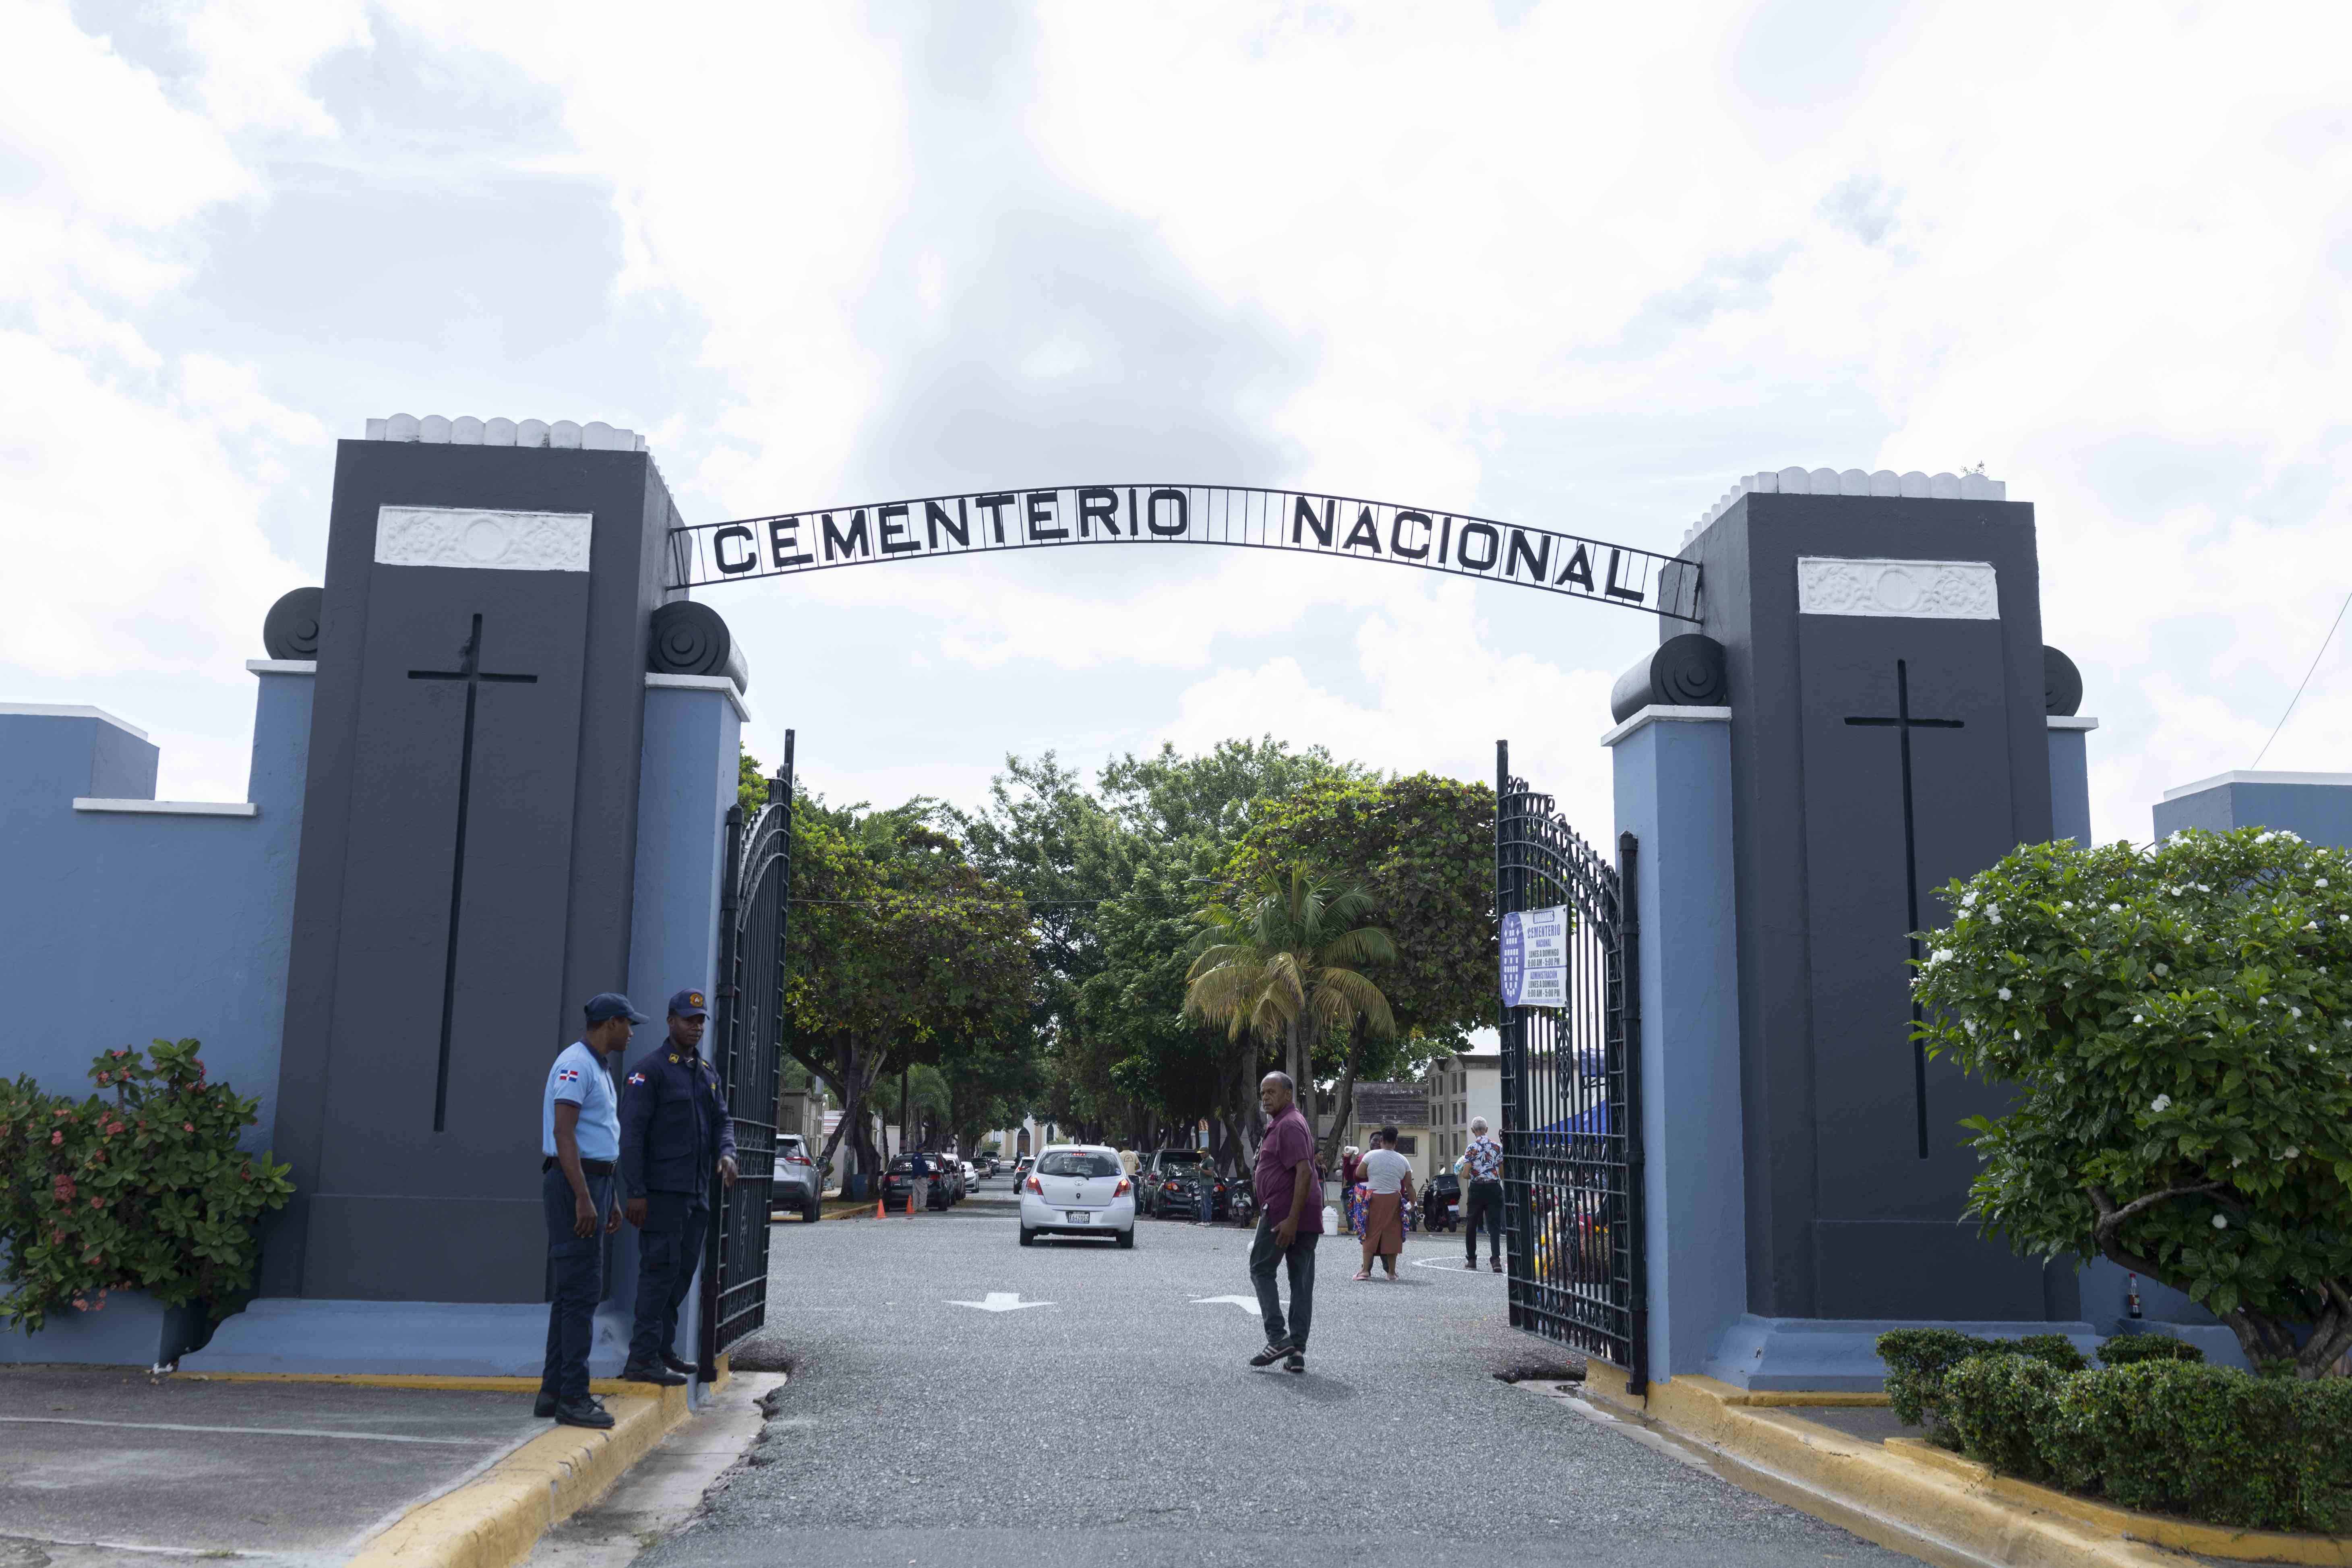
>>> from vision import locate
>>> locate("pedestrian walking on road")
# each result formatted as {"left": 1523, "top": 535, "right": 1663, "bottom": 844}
{"left": 1337, "top": 1145, "right": 1361, "bottom": 1235}
{"left": 1463, "top": 1116, "right": 1504, "bottom": 1272}
{"left": 618, "top": 989, "right": 739, "bottom": 1387}
{"left": 1247, "top": 1071, "right": 1321, "bottom": 1375}
{"left": 1352, "top": 1126, "right": 1415, "bottom": 1280}
{"left": 537, "top": 992, "right": 641, "bottom": 1429}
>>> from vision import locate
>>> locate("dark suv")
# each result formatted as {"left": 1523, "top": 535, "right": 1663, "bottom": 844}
{"left": 879, "top": 1154, "right": 947, "bottom": 1212}
{"left": 1138, "top": 1149, "right": 1215, "bottom": 1217}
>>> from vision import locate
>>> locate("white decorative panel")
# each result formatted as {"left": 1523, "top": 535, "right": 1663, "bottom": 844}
{"left": 1796, "top": 557, "right": 1998, "bottom": 619}
{"left": 375, "top": 507, "right": 594, "bottom": 572}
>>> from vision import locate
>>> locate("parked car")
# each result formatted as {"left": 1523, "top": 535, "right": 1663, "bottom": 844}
{"left": 880, "top": 1154, "right": 947, "bottom": 1212}
{"left": 1136, "top": 1149, "right": 1210, "bottom": 1216}
{"left": 1149, "top": 1163, "right": 1242, "bottom": 1220}
{"left": 960, "top": 1160, "right": 978, "bottom": 1189}
{"left": 936, "top": 1157, "right": 966, "bottom": 1203}
{"left": 773, "top": 1133, "right": 822, "bottom": 1222}
{"left": 1012, "top": 1156, "right": 1034, "bottom": 1181}
{"left": 1019, "top": 1144, "right": 1136, "bottom": 1247}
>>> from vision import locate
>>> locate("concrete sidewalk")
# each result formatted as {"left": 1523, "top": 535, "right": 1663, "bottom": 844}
{"left": 0, "top": 1363, "right": 547, "bottom": 1565}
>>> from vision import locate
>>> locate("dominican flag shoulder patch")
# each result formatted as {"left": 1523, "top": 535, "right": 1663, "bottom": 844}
{"left": 556, "top": 1068, "right": 581, "bottom": 1084}
{"left": 627, "top": 1072, "right": 646, "bottom": 1086}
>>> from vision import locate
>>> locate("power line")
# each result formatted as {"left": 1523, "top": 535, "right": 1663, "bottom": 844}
{"left": 2253, "top": 584, "right": 2352, "bottom": 768}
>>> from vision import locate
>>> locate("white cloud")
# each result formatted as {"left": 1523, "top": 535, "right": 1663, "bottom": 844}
{"left": 10, "top": 0, "right": 2352, "bottom": 849}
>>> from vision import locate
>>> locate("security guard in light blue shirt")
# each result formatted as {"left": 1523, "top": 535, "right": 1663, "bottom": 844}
{"left": 617, "top": 989, "right": 738, "bottom": 1383}
{"left": 537, "top": 992, "right": 644, "bottom": 1429}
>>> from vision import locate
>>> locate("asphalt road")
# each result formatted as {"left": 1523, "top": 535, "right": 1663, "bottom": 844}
{"left": 649, "top": 1178, "right": 1924, "bottom": 1568}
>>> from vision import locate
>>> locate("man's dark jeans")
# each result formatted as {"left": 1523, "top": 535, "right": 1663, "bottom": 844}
{"left": 628, "top": 1191, "right": 706, "bottom": 1367}
{"left": 541, "top": 1165, "right": 613, "bottom": 1403}
{"left": 1465, "top": 1178, "right": 1505, "bottom": 1262}
{"left": 1248, "top": 1214, "right": 1317, "bottom": 1351}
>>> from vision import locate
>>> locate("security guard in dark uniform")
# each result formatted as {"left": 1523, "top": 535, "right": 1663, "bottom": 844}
{"left": 617, "top": 988, "right": 737, "bottom": 1384}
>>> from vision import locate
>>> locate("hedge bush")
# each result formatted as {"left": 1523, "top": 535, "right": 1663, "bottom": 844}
{"left": 1877, "top": 1328, "right": 2087, "bottom": 1440}
{"left": 0, "top": 1039, "right": 293, "bottom": 1332}
{"left": 2096, "top": 1332, "right": 2206, "bottom": 1367}
{"left": 1935, "top": 1358, "right": 2352, "bottom": 1533}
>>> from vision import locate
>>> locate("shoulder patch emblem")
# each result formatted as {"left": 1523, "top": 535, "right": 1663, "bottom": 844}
{"left": 627, "top": 1072, "right": 645, "bottom": 1086}
{"left": 668, "top": 1053, "right": 680, "bottom": 1064}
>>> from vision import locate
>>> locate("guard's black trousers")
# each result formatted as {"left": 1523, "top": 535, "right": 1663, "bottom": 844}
{"left": 540, "top": 1166, "right": 612, "bottom": 1404}
{"left": 629, "top": 1192, "right": 706, "bottom": 1367}
{"left": 1464, "top": 1177, "right": 1505, "bottom": 1262}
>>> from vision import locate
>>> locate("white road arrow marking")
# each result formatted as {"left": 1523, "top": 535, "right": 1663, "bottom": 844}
{"left": 1190, "top": 1294, "right": 1259, "bottom": 1314}
{"left": 949, "top": 1291, "right": 1054, "bottom": 1312}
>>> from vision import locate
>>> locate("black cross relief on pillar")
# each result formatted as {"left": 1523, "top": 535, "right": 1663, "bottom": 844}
{"left": 1844, "top": 659, "right": 1964, "bottom": 1161}
{"left": 409, "top": 614, "right": 538, "bottom": 1132}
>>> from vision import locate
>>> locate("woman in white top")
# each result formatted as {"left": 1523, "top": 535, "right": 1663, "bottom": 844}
{"left": 1352, "top": 1126, "right": 1417, "bottom": 1280}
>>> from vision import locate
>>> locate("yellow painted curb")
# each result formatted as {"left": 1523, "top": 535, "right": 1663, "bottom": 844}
{"left": 1570, "top": 1362, "right": 2351, "bottom": 1568}
{"left": 347, "top": 1382, "right": 693, "bottom": 1568}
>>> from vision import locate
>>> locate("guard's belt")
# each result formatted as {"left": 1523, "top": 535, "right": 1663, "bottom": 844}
{"left": 544, "top": 1157, "right": 616, "bottom": 1176}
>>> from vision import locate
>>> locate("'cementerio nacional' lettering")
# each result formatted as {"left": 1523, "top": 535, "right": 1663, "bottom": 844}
{"left": 672, "top": 484, "right": 1698, "bottom": 621}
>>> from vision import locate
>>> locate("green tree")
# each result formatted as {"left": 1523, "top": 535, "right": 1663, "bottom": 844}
{"left": 738, "top": 744, "right": 776, "bottom": 818}
{"left": 784, "top": 795, "right": 1038, "bottom": 1187}
{"left": 1228, "top": 772, "right": 1493, "bottom": 1148}
{"left": 1183, "top": 864, "right": 1397, "bottom": 1161}
{"left": 1913, "top": 828, "right": 2352, "bottom": 1379}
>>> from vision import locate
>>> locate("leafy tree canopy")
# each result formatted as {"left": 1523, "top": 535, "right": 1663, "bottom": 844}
{"left": 1914, "top": 828, "right": 2352, "bottom": 1379}
{"left": 1227, "top": 772, "right": 1495, "bottom": 1059}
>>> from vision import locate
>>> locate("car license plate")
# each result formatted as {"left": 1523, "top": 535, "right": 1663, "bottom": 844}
{"left": 1064, "top": 1210, "right": 1090, "bottom": 1223}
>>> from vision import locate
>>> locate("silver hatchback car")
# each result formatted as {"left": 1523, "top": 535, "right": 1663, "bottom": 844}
{"left": 773, "top": 1134, "right": 822, "bottom": 1222}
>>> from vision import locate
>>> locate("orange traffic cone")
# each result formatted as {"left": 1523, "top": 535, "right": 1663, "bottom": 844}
{"left": 874, "top": 1194, "right": 884, "bottom": 1218}
{"left": 905, "top": 1193, "right": 915, "bottom": 1216}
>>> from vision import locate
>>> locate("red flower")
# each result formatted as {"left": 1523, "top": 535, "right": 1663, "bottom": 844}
{"left": 50, "top": 1131, "right": 62, "bottom": 1146}
{"left": 89, "top": 1197, "right": 105, "bottom": 1210}
{"left": 53, "top": 1175, "right": 75, "bottom": 1202}
{"left": 182, "top": 1122, "right": 194, "bottom": 1133}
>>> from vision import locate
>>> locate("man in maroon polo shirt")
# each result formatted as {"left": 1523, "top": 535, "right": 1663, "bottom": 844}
{"left": 1247, "top": 1070, "right": 1322, "bottom": 1374}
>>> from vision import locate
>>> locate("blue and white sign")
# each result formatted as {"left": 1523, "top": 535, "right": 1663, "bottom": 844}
{"left": 1499, "top": 904, "right": 1569, "bottom": 1008}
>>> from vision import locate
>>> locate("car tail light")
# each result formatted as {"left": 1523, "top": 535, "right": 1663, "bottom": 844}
{"left": 1025, "top": 1175, "right": 1042, "bottom": 1194}
{"left": 1115, "top": 1177, "right": 1130, "bottom": 1196}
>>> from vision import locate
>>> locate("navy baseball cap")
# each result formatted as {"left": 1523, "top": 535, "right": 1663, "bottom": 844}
{"left": 668, "top": 988, "right": 710, "bottom": 1018}
{"left": 583, "top": 992, "right": 650, "bottom": 1024}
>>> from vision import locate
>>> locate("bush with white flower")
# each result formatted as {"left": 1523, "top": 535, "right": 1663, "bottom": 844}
{"left": 1913, "top": 828, "right": 2352, "bottom": 1380}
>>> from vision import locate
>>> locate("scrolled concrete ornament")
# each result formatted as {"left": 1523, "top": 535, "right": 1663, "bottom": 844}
{"left": 648, "top": 600, "right": 750, "bottom": 693}
{"left": 2043, "top": 645, "right": 2083, "bottom": 717}
{"left": 262, "top": 586, "right": 324, "bottom": 660}
{"left": 1608, "top": 633, "right": 1729, "bottom": 722}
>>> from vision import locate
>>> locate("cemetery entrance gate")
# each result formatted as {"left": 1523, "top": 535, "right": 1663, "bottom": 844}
{"left": 699, "top": 730, "right": 795, "bottom": 1375}
{"left": 1494, "top": 740, "right": 1647, "bottom": 1391}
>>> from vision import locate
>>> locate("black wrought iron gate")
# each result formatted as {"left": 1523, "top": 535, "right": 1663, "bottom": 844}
{"left": 699, "top": 729, "right": 794, "bottom": 1375}
{"left": 1494, "top": 740, "right": 1647, "bottom": 1390}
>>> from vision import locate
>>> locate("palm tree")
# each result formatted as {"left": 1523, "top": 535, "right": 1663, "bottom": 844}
{"left": 1182, "top": 865, "right": 1396, "bottom": 1159}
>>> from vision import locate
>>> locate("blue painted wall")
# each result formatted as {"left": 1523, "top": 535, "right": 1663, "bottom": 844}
{"left": 2154, "top": 774, "right": 2352, "bottom": 845}
{"left": 0, "top": 668, "right": 313, "bottom": 1365}
{"left": 0, "top": 671, "right": 310, "bottom": 1140}
{"left": 1611, "top": 707, "right": 1748, "bottom": 1380}
{"left": 2048, "top": 723, "right": 2093, "bottom": 843}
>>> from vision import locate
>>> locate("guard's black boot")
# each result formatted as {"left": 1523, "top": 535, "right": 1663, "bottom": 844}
{"left": 620, "top": 1359, "right": 688, "bottom": 1386}
{"left": 659, "top": 1351, "right": 693, "bottom": 1377}
{"left": 534, "top": 1390, "right": 556, "bottom": 1418}
{"left": 554, "top": 1397, "right": 615, "bottom": 1429}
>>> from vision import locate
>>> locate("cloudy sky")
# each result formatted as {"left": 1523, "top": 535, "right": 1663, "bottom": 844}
{"left": 8, "top": 0, "right": 2350, "bottom": 843}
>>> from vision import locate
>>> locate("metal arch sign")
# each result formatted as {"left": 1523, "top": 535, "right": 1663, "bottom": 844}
{"left": 668, "top": 484, "right": 1701, "bottom": 620}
